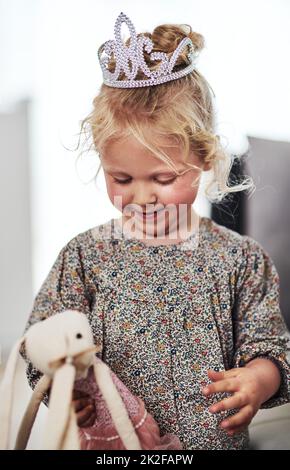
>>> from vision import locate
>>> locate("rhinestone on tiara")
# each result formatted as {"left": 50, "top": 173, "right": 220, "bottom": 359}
{"left": 97, "top": 12, "right": 199, "bottom": 88}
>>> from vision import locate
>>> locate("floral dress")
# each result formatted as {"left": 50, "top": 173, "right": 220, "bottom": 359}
{"left": 22, "top": 216, "right": 290, "bottom": 450}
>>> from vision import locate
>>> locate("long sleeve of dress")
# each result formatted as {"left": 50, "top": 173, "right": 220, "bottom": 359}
{"left": 20, "top": 237, "right": 92, "bottom": 405}
{"left": 232, "top": 236, "right": 290, "bottom": 409}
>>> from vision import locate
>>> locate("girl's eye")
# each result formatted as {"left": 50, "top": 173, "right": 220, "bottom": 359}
{"left": 157, "top": 178, "right": 176, "bottom": 185}
{"left": 113, "top": 178, "right": 131, "bottom": 185}
{"left": 113, "top": 178, "right": 176, "bottom": 185}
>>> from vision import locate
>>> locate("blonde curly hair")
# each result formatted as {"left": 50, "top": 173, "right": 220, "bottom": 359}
{"left": 76, "top": 22, "right": 254, "bottom": 204}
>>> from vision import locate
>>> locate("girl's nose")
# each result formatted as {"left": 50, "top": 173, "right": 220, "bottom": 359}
{"left": 131, "top": 184, "right": 157, "bottom": 209}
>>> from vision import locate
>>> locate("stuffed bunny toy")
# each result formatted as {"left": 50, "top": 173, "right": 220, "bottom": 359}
{"left": 0, "top": 310, "right": 182, "bottom": 450}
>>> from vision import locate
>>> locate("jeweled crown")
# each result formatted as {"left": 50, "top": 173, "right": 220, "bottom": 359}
{"left": 97, "top": 12, "right": 199, "bottom": 88}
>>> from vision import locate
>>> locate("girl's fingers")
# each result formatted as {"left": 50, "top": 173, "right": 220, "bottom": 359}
{"left": 209, "top": 393, "right": 247, "bottom": 414}
{"left": 77, "top": 404, "right": 95, "bottom": 426}
{"left": 219, "top": 405, "right": 253, "bottom": 430}
{"left": 207, "top": 369, "right": 239, "bottom": 382}
{"left": 79, "top": 412, "right": 96, "bottom": 428}
{"left": 73, "top": 397, "right": 93, "bottom": 412}
{"left": 202, "top": 378, "right": 238, "bottom": 396}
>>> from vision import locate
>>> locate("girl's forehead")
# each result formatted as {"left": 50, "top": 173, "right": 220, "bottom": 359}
{"left": 102, "top": 134, "right": 180, "bottom": 155}
{"left": 101, "top": 155, "right": 186, "bottom": 175}
{"left": 101, "top": 135, "right": 186, "bottom": 171}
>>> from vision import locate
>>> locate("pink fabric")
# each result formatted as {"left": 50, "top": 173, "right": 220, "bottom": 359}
{"left": 73, "top": 360, "right": 182, "bottom": 450}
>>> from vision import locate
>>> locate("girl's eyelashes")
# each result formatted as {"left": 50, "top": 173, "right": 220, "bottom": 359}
{"left": 113, "top": 177, "right": 177, "bottom": 186}
{"left": 113, "top": 179, "right": 130, "bottom": 185}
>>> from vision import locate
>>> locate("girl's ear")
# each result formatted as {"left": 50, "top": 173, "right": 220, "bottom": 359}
{"left": 0, "top": 337, "right": 26, "bottom": 449}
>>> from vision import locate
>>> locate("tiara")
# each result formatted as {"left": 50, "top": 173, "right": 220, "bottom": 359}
{"left": 97, "top": 12, "right": 199, "bottom": 88}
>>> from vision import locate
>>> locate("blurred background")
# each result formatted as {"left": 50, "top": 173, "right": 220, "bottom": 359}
{"left": 0, "top": 0, "right": 289, "bottom": 450}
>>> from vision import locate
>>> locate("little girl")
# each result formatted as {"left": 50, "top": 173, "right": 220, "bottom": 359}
{"left": 22, "top": 12, "right": 290, "bottom": 450}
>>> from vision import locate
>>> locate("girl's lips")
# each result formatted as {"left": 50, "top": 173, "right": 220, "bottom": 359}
{"left": 135, "top": 209, "right": 164, "bottom": 220}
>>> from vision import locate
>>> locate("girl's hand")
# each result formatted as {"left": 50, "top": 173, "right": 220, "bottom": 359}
{"left": 202, "top": 368, "right": 263, "bottom": 436}
{"left": 72, "top": 389, "right": 96, "bottom": 427}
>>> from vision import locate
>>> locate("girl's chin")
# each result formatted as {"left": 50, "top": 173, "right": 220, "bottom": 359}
{"left": 123, "top": 215, "right": 180, "bottom": 238}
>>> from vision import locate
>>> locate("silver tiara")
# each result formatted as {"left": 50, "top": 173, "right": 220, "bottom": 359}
{"left": 97, "top": 12, "right": 199, "bottom": 88}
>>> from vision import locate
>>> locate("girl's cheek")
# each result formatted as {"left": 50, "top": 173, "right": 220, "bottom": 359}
{"left": 107, "top": 185, "right": 130, "bottom": 211}
{"left": 160, "top": 181, "right": 199, "bottom": 206}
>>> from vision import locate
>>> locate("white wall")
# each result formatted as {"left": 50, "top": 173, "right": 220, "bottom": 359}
{"left": 0, "top": 101, "right": 33, "bottom": 358}
{"left": 0, "top": 0, "right": 290, "bottom": 348}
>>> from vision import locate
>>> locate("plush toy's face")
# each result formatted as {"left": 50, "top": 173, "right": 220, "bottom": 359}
{"left": 25, "top": 311, "right": 95, "bottom": 377}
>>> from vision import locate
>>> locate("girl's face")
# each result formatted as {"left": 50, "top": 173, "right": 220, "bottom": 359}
{"left": 100, "top": 135, "right": 210, "bottom": 241}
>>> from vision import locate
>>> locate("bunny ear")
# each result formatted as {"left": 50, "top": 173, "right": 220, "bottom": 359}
{"left": 43, "top": 362, "right": 79, "bottom": 450}
{"left": 61, "top": 403, "right": 80, "bottom": 450}
{"left": 0, "top": 337, "right": 25, "bottom": 449}
{"left": 93, "top": 359, "right": 141, "bottom": 450}
{"left": 15, "top": 374, "right": 52, "bottom": 450}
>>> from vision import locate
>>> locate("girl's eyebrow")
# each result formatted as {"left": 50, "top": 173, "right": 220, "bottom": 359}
{"left": 104, "top": 167, "right": 184, "bottom": 177}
